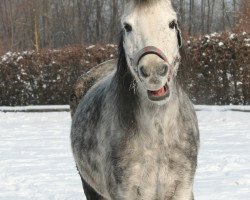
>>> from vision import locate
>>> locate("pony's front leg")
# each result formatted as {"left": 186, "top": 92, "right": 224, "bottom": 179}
{"left": 170, "top": 184, "right": 194, "bottom": 200}
{"left": 108, "top": 185, "right": 145, "bottom": 200}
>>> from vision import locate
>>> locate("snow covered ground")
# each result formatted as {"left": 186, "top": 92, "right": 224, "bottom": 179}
{"left": 0, "top": 106, "right": 249, "bottom": 200}
{"left": 194, "top": 107, "right": 250, "bottom": 200}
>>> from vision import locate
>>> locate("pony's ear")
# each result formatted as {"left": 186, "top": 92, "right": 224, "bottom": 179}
{"left": 176, "top": 23, "right": 182, "bottom": 48}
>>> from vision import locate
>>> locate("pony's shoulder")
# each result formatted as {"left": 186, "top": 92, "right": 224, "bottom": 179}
{"left": 70, "top": 59, "right": 117, "bottom": 117}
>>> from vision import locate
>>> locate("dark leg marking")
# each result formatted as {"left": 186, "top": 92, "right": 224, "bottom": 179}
{"left": 80, "top": 176, "right": 105, "bottom": 200}
{"left": 137, "top": 186, "right": 142, "bottom": 197}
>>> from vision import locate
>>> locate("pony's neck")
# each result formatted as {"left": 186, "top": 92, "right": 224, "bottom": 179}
{"left": 111, "top": 39, "right": 140, "bottom": 131}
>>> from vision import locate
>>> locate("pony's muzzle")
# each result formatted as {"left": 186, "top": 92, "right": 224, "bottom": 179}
{"left": 132, "top": 46, "right": 171, "bottom": 101}
{"left": 139, "top": 63, "right": 168, "bottom": 78}
{"left": 137, "top": 55, "right": 170, "bottom": 101}
{"left": 137, "top": 53, "right": 169, "bottom": 82}
{"left": 133, "top": 46, "right": 169, "bottom": 81}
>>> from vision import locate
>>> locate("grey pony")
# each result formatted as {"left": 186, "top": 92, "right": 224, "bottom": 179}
{"left": 70, "top": 2, "right": 199, "bottom": 200}
{"left": 70, "top": 45, "right": 199, "bottom": 200}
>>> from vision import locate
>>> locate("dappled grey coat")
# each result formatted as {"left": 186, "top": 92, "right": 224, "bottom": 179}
{"left": 70, "top": 39, "right": 199, "bottom": 199}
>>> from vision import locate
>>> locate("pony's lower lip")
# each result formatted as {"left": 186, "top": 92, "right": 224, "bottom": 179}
{"left": 147, "top": 85, "right": 170, "bottom": 101}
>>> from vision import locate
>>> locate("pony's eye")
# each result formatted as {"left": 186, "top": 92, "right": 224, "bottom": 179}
{"left": 124, "top": 23, "right": 132, "bottom": 33}
{"left": 169, "top": 20, "right": 176, "bottom": 29}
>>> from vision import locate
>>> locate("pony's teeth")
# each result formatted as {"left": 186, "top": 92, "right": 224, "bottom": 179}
{"left": 150, "top": 87, "right": 166, "bottom": 97}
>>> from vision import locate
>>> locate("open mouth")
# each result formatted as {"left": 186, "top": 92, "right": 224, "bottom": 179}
{"left": 147, "top": 84, "right": 170, "bottom": 101}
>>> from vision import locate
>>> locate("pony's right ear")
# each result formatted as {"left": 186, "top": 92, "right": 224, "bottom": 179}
{"left": 176, "top": 24, "right": 182, "bottom": 48}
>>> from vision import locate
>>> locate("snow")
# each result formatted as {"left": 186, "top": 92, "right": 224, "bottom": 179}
{"left": 205, "top": 35, "right": 210, "bottom": 39}
{"left": 0, "top": 106, "right": 250, "bottom": 200}
{"left": 229, "top": 33, "right": 236, "bottom": 40}
{"left": 0, "top": 111, "right": 83, "bottom": 200}
{"left": 194, "top": 108, "right": 250, "bottom": 200}
{"left": 0, "top": 51, "right": 34, "bottom": 64}
{"left": 86, "top": 45, "right": 95, "bottom": 50}
{"left": 218, "top": 42, "right": 224, "bottom": 47}
{"left": 106, "top": 44, "right": 116, "bottom": 48}
{"left": 17, "top": 56, "right": 23, "bottom": 62}
{"left": 1, "top": 55, "right": 8, "bottom": 62}
{"left": 211, "top": 32, "right": 219, "bottom": 37}
{"left": 0, "top": 105, "right": 69, "bottom": 112}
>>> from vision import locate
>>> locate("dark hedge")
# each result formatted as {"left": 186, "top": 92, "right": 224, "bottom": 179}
{"left": 0, "top": 44, "right": 117, "bottom": 106}
{"left": 179, "top": 32, "right": 250, "bottom": 105}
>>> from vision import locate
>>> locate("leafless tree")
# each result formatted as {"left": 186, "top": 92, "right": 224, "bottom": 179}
{"left": 0, "top": 0, "right": 245, "bottom": 53}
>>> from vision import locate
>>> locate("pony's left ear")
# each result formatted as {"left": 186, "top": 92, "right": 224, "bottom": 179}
{"left": 176, "top": 23, "right": 182, "bottom": 48}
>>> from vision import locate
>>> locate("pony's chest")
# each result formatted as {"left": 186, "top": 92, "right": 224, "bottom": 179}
{"left": 116, "top": 122, "right": 193, "bottom": 199}
{"left": 120, "top": 146, "right": 184, "bottom": 199}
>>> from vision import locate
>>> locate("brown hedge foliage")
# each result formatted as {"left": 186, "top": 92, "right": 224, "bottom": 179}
{"left": 0, "top": 44, "right": 117, "bottom": 106}
{"left": 179, "top": 32, "right": 250, "bottom": 105}
{"left": 0, "top": 32, "right": 249, "bottom": 106}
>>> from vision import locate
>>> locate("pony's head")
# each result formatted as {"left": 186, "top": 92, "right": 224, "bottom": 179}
{"left": 121, "top": 0, "right": 182, "bottom": 104}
